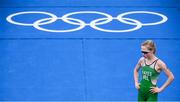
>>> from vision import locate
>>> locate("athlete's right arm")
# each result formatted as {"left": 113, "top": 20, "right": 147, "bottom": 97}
{"left": 134, "top": 57, "right": 143, "bottom": 90}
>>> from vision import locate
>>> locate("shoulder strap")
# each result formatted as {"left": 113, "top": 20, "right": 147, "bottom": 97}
{"left": 144, "top": 59, "right": 147, "bottom": 66}
{"left": 153, "top": 59, "right": 159, "bottom": 69}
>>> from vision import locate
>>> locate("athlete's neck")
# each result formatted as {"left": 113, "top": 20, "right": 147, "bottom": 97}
{"left": 146, "top": 54, "right": 156, "bottom": 61}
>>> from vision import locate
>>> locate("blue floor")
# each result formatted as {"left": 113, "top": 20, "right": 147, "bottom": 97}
{"left": 0, "top": 0, "right": 180, "bottom": 101}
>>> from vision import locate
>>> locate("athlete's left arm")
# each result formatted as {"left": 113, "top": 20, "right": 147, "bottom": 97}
{"left": 150, "top": 61, "right": 174, "bottom": 93}
{"left": 159, "top": 61, "right": 174, "bottom": 92}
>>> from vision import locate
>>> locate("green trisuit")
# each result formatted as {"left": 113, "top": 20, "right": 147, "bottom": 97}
{"left": 138, "top": 59, "right": 160, "bottom": 102}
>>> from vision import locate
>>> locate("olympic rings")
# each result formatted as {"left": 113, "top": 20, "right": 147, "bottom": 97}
{"left": 6, "top": 11, "right": 168, "bottom": 33}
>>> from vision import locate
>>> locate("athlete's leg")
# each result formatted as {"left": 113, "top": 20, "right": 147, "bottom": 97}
{"left": 138, "top": 90, "right": 146, "bottom": 102}
{"left": 147, "top": 93, "right": 158, "bottom": 102}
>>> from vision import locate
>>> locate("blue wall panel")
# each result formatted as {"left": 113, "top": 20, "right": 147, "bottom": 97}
{"left": 0, "top": 40, "right": 85, "bottom": 100}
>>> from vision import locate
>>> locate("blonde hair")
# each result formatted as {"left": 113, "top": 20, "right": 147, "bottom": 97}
{"left": 141, "top": 40, "right": 156, "bottom": 54}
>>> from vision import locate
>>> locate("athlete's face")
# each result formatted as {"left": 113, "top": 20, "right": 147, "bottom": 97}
{"left": 141, "top": 46, "right": 152, "bottom": 58}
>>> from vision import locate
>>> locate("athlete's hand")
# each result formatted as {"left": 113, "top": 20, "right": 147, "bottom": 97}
{"left": 150, "top": 87, "right": 162, "bottom": 93}
{"left": 135, "top": 82, "right": 140, "bottom": 90}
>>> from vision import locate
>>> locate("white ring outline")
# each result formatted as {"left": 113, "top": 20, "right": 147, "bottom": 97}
{"left": 33, "top": 17, "right": 86, "bottom": 33}
{"left": 117, "top": 11, "right": 168, "bottom": 26}
{"left": 90, "top": 17, "right": 142, "bottom": 33}
{"left": 61, "top": 11, "right": 113, "bottom": 26}
{"left": 6, "top": 11, "right": 58, "bottom": 26}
